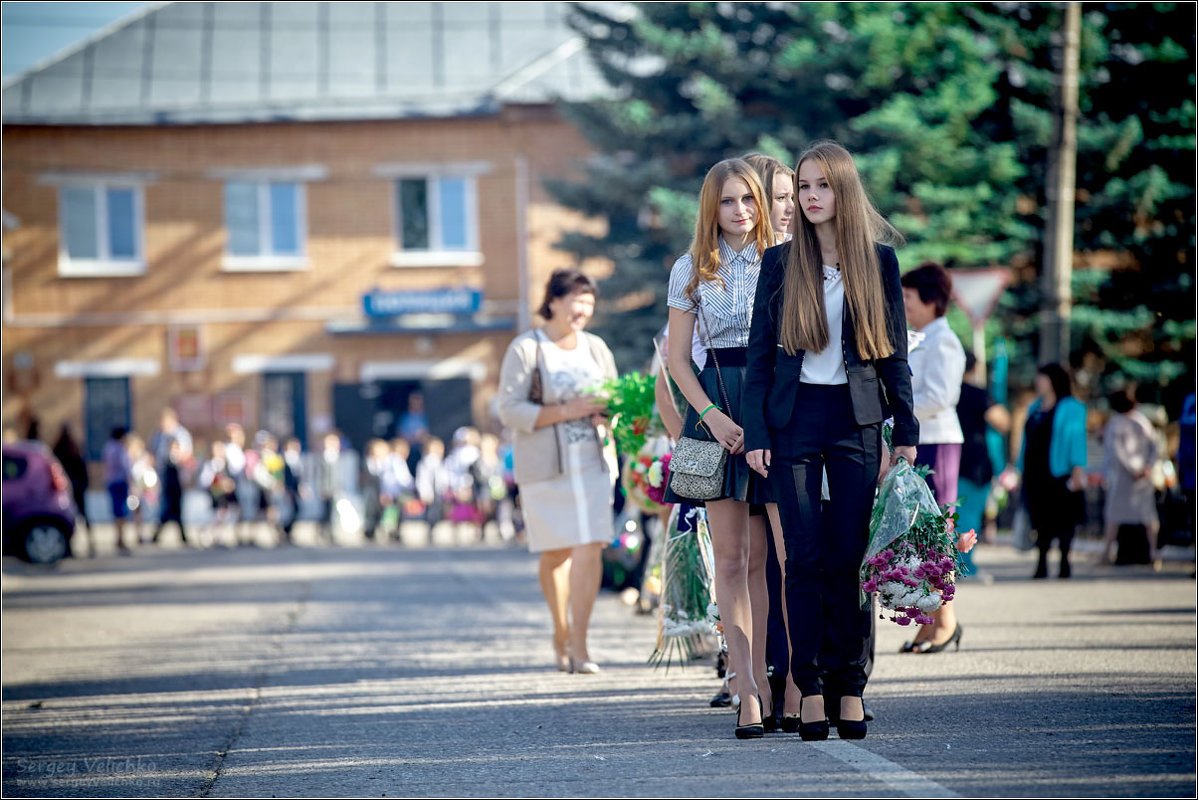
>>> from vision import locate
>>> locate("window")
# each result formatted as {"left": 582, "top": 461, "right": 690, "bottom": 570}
{"left": 57, "top": 184, "right": 144, "bottom": 276}
{"left": 3, "top": 454, "right": 29, "bottom": 482}
{"left": 393, "top": 175, "right": 482, "bottom": 267}
{"left": 222, "top": 181, "right": 307, "bottom": 270}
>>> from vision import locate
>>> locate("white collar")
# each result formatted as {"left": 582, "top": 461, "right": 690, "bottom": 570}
{"left": 919, "top": 316, "right": 951, "bottom": 336}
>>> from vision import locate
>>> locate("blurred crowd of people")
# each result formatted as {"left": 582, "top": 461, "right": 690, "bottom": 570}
{"left": 17, "top": 396, "right": 524, "bottom": 555}
{"left": 7, "top": 376, "right": 1191, "bottom": 564}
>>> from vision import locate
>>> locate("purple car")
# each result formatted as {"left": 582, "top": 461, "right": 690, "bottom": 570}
{"left": 2, "top": 441, "right": 75, "bottom": 564}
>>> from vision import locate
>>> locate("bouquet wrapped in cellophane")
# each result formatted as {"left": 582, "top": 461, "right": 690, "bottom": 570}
{"left": 861, "top": 458, "right": 975, "bottom": 626}
{"left": 649, "top": 504, "right": 719, "bottom": 669}
{"left": 594, "top": 371, "right": 661, "bottom": 458}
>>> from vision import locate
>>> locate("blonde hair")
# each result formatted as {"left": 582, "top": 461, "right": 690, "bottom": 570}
{"left": 780, "top": 140, "right": 903, "bottom": 360}
{"left": 684, "top": 158, "right": 774, "bottom": 307}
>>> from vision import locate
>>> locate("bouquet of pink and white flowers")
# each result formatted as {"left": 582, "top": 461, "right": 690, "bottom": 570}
{"left": 861, "top": 458, "right": 978, "bottom": 626}
{"left": 621, "top": 441, "right": 672, "bottom": 515}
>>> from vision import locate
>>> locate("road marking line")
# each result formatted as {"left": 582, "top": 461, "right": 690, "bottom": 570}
{"left": 808, "top": 740, "right": 961, "bottom": 798}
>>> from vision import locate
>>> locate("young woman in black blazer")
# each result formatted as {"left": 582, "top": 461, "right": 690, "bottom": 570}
{"left": 743, "top": 140, "right": 919, "bottom": 741}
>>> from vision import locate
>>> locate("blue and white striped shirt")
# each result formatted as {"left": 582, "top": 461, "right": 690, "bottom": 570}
{"left": 666, "top": 237, "right": 763, "bottom": 350}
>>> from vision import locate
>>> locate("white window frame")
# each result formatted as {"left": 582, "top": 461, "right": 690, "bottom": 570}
{"left": 220, "top": 180, "right": 310, "bottom": 272}
{"left": 55, "top": 182, "right": 147, "bottom": 278}
{"left": 376, "top": 162, "right": 487, "bottom": 268}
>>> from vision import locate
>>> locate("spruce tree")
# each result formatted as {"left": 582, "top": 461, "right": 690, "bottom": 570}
{"left": 550, "top": 1, "right": 1195, "bottom": 403}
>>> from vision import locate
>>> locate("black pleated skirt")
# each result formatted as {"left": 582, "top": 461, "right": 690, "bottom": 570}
{"left": 663, "top": 348, "right": 773, "bottom": 507}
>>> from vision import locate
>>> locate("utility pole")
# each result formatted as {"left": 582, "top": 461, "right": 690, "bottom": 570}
{"left": 1040, "top": 1, "right": 1081, "bottom": 366}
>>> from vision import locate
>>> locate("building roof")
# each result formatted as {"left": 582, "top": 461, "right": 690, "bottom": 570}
{"left": 2, "top": 1, "right": 612, "bottom": 126}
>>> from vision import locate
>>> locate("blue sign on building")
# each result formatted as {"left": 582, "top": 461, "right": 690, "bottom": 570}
{"left": 363, "top": 288, "right": 483, "bottom": 317}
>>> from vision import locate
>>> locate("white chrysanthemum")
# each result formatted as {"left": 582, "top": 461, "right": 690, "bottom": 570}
{"left": 915, "top": 593, "right": 943, "bottom": 613}
{"left": 663, "top": 618, "right": 717, "bottom": 637}
{"left": 647, "top": 462, "right": 664, "bottom": 488}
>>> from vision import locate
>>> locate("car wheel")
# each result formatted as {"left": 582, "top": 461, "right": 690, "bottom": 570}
{"left": 23, "top": 523, "right": 69, "bottom": 565}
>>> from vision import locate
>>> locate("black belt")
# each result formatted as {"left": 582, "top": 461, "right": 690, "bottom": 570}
{"left": 707, "top": 347, "right": 748, "bottom": 367}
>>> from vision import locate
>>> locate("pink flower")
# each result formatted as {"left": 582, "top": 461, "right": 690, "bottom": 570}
{"left": 945, "top": 516, "right": 956, "bottom": 535}
{"left": 956, "top": 529, "right": 978, "bottom": 553}
{"left": 896, "top": 617, "right": 912, "bottom": 626}
{"left": 862, "top": 579, "right": 878, "bottom": 593}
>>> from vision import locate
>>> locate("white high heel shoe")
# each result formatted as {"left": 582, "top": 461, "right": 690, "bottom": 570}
{"left": 570, "top": 657, "right": 600, "bottom": 674}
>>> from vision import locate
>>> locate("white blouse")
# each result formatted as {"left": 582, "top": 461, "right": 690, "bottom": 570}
{"left": 666, "top": 237, "right": 762, "bottom": 351}
{"left": 800, "top": 265, "right": 847, "bottom": 385}
{"left": 534, "top": 329, "right": 604, "bottom": 446}
{"left": 907, "top": 316, "right": 966, "bottom": 444}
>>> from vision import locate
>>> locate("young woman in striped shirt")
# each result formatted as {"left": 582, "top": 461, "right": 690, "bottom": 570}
{"left": 663, "top": 158, "right": 775, "bottom": 738}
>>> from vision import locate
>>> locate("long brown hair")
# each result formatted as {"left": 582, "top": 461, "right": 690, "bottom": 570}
{"left": 743, "top": 152, "right": 795, "bottom": 242}
{"left": 742, "top": 153, "right": 793, "bottom": 203}
{"left": 683, "top": 158, "right": 774, "bottom": 307}
{"left": 779, "top": 140, "right": 903, "bottom": 359}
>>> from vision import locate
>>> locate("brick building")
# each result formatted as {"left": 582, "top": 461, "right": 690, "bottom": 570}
{"left": 2, "top": 1, "right": 610, "bottom": 461}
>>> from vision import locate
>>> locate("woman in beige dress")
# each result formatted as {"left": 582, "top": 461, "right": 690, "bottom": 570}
{"left": 1100, "top": 387, "right": 1161, "bottom": 565}
{"left": 497, "top": 269, "right": 619, "bottom": 674}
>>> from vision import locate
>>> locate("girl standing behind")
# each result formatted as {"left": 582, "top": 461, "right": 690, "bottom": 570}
{"left": 743, "top": 153, "right": 795, "bottom": 245}
{"left": 742, "top": 152, "right": 804, "bottom": 728}
{"left": 664, "top": 158, "right": 775, "bottom": 738}
{"left": 744, "top": 140, "right": 918, "bottom": 741}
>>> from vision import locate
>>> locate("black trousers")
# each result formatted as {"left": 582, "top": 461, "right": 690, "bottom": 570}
{"left": 771, "top": 383, "right": 880, "bottom": 699}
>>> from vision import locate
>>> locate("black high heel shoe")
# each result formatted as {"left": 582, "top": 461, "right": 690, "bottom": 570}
{"left": 915, "top": 623, "right": 963, "bottom": 654}
{"left": 735, "top": 696, "right": 765, "bottom": 740}
{"left": 836, "top": 697, "right": 867, "bottom": 740}
{"left": 797, "top": 696, "right": 829, "bottom": 742}
{"left": 762, "top": 695, "right": 779, "bottom": 733}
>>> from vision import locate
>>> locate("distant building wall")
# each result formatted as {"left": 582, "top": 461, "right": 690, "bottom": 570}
{"left": 2, "top": 106, "right": 609, "bottom": 463}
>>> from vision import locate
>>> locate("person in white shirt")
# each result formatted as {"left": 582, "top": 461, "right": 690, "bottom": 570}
{"left": 744, "top": 140, "right": 917, "bottom": 741}
{"left": 901, "top": 262, "right": 968, "bottom": 654}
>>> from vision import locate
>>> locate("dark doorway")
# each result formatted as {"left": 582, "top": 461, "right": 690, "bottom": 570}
{"left": 262, "top": 372, "right": 307, "bottom": 448}
{"left": 332, "top": 378, "right": 473, "bottom": 457}
{"left": 84, "top": 377, "right": 131, "bottom": 461}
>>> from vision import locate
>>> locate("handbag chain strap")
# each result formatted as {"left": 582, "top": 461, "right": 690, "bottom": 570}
{"left": 694, "top": 300, "right": 733, "bottom": 433}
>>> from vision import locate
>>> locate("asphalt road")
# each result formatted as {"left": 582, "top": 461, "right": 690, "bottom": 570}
{"left": 2, "top": 524, "right": 1195, "bottom": 798}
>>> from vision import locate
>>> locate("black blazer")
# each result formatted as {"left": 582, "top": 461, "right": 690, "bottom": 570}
{"left": 743, "top": 241, "right": 919, "bottom": 453}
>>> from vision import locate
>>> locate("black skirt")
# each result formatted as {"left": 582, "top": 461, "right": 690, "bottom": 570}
{"left": 663, "top": 348, "right": 773, "bottom": 507}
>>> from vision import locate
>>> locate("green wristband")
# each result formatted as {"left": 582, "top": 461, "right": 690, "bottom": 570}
{"left": 698, "top": 403, "right": 720, "bottom": 421}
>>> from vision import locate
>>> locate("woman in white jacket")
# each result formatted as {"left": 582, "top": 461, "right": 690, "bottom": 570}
{"left": 496, "top": 269, "right": 618, "bottom": 674}
{"left": 901, "top": 262, "right": 968, "bottom": 654}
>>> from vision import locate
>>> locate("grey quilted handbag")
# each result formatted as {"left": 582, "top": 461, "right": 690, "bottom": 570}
{"left": 668, "top": 303, "right": 733, "bottom": 502}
